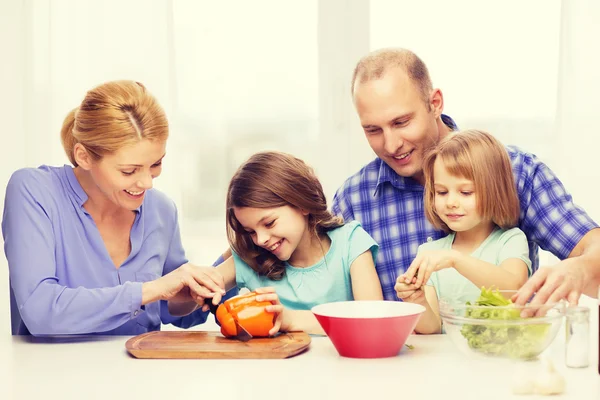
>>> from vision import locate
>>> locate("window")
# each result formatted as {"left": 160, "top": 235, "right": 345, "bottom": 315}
{"left": 171, "top": 1, "right": 318, "bottom": 262}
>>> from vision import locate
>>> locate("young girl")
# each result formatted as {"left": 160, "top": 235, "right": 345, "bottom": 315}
{"left": 196, "top": 151, "right": 383, "bottom": 335}
{"left": 395, "top": 130, "right": 531, "bottom": 334}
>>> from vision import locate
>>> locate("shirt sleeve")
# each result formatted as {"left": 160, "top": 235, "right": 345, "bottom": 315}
{"left": 346, "top": 221, "right": 379, "bottom": 268}
{"left": 496, "top": 228, "right": 533, "bottom": 276}
{"left": 2, "top": 170, "right": 144, "bottom": 336}
{"left": 517, "top": 154, "right": 598, "bottom": 259}
{"left": 158, "top": 205, "right": 211, "bottom": 328}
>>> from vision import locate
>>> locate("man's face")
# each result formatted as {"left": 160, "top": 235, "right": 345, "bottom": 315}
{"left": 353, "top": 68, "right": 442, "bottom": 182}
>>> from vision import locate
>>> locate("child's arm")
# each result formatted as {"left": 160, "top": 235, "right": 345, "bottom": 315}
{"left": 280, "top": 310, "right": 325, "bottom": 335}
{"left": 254, "top": 287, "right": 325, "bottom": 335}
{"left": 405, "top": 249, "right": 528, "bottom": 291}
{"left": 404, "top": 230, "right": 530, "bottom": 291}
{"left": 350, "top": 250, "right": 384, "bottom": 300}
{"left": 452, "top": 255, "right": 528, "bottom": 291}
{"left": 254, "top": 249, "right": 382, "bottom": 336}
{"left": 168, "top": 256, "right": 237, "bottom": 316}
{"left": 395, "top": 279, "right": 441, "bottom": 334}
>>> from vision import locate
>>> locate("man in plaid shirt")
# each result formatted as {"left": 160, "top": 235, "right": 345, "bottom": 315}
{"left": 332, "top": 48, "right": 600, "bottom": 308}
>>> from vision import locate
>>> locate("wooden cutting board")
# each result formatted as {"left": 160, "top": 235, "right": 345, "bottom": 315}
{"left": 125, "top": 331, "right": 311, "bottom": 359}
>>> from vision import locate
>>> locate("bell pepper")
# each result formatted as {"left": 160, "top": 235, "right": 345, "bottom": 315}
{"left": 215, "top": 291, "right": 275, "bottom": 338}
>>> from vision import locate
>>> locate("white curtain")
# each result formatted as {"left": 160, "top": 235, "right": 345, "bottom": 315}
{"left": 555, "top": 0, "right": 600, "bottom": 223}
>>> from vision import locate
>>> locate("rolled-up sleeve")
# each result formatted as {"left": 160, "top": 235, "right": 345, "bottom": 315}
{"left": 3, "top": 170, "right": 144, "bottom": 336}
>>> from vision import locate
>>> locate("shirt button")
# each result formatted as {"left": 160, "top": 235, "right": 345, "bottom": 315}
{"left": 427, "top": 237, "right": 433, "bottom": 243}
{"left": 133, "top": 310, "right": 139, "bottom": 317}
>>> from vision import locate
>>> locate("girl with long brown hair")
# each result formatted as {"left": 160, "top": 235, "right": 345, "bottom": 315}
{"left": 208, "top": 151, "right": 383, "bottom": 335}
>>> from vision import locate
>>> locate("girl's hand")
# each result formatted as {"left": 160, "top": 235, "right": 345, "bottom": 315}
{"left": 254, "top": 286, "right": 287, "bottom": 336}
{"left": 395, "top": 277, "right": 427, "bottom": 305}
{"left": 403, "top": 250, "right": 459, "bottom": 288}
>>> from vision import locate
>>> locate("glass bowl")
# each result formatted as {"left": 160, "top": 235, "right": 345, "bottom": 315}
{"left": 439, "top": 290, "right": 566, "bottom": 360}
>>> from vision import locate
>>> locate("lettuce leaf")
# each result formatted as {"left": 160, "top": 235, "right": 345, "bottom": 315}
{"left": 459, "top": 287, "right": 550, "bottom": 359}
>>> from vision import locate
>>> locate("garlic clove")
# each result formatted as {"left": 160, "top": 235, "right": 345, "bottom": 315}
{"left": 533, "top": 359, "right": 566, "bottom": 395}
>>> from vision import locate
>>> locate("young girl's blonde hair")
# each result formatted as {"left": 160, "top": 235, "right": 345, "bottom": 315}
{"left": 422, "top": 129, "right": 520, "bottom": 232}
{"left": 226, "top": 151, "right": 343, "bottom": 280}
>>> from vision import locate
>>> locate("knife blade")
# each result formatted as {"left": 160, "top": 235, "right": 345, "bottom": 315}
{"left": 233, "top": 319, "right": 253, "bottom": 342}
{"left": 205, "top": 299, "right": 253, "bottom": 342}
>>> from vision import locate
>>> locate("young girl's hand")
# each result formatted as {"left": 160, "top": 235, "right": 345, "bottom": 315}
{"left": 403, "top": 249, "right": 459, "bottom": 288}
{"left": 254, "top": 286, "right": 287, "bottom": 336}
{"left": 394, "top": 277, "right": 426, "bottom": 305}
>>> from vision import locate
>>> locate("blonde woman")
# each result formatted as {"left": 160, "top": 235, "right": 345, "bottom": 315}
{"left": 395, "top": 130, "right": 531, "bottom": 334}
{"left": 2, "top": 81, "right": 224, "bottom": 336}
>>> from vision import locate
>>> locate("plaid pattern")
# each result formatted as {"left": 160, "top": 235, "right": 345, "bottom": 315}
{"left": 331, "top": 115, "right": 598, "bottom": 301}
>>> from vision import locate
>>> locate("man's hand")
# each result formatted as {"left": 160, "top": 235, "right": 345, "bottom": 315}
{"left": 512, "top": 262, "right": 585, "bottom": 317}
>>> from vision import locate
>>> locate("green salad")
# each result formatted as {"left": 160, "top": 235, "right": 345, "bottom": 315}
{"left": 459, "top": 287, "right": 550, "bottom": 359}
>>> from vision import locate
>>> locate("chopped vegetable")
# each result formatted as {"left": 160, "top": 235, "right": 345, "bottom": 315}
{"left": 460, "top": 287, "right": 551, "bottom": 359}
{"left": 216, "top": 291, "right": 275, "bottom": 338}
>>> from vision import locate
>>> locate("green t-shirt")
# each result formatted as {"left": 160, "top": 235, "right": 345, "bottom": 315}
{"left": 233, "top": 220, "right": 379, "bottom": 310}
{"left": 424, "top": 227, "right": 532, "bottom": 304}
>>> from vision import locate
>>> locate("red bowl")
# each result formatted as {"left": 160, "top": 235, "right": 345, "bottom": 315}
{"left": 312, "top": 300, "right": 425, "bottom": 358}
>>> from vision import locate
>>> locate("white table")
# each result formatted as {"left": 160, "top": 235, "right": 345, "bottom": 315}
{"left": 2, "top": 301, "right": 598, "bottom": 400}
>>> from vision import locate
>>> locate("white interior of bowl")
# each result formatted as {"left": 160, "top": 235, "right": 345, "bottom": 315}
{"left": 312, "top": 300, "right": 425, "bottom": 319}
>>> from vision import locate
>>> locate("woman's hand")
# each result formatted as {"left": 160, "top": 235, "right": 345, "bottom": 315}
{"left": 402, "top": 249, "right": 459, "bottom": 288}
{"left": 253, "top": 287, "right": 287, "bottom": 336}
{"left": 143, "top": 263, "right": 226, "bottom": 306}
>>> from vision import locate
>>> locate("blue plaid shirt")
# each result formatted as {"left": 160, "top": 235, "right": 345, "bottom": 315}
{"left": 331, "top": 115, "right": 599, "bottom": 301}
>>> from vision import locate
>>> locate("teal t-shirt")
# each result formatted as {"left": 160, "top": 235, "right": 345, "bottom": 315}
{"left": 233, "top": 221, "right": 378, "bottom": 310}
{"left": 424, "top": 227, "right": 532, "bottom": 304}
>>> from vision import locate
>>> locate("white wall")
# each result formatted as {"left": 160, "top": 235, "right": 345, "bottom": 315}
{"left": 555, "top": 0, "right": 600, "bottom": 223}
{"left": 0, "top": 1, "right": 27, "bottom": 336}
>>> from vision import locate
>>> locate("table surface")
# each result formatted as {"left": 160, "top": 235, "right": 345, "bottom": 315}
{"left": 3, "top": 298, "right": 599, "bottom": 400}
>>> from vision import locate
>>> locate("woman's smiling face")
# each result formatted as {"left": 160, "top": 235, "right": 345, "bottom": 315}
{"left": 86, "top": 139, "right": 166, "bottom": 210}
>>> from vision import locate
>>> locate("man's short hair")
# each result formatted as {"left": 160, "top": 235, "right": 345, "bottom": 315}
{"left": 351, "top": 48, "right": 433, "bottom": 107}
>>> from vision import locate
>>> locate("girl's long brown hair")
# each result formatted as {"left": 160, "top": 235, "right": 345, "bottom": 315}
{"left": 226, "top": 151, "right": 343, "bottom": 280}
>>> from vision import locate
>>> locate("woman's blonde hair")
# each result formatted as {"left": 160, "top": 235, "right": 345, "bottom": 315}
{"left": 423, "top": 129, "right": 520, "bottom": 232}
{"left": 60, "top": 80, "right": 168, "bottom": 166}
{"left": 226, "top": 151, "right": 344, "bottom": 280}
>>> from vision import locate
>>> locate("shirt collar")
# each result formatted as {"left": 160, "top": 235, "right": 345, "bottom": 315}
{"left": 441, "top": 114, "right": 459, "bottom": 131}
{"left": 373, "top": 113, "right": 458, "bottom": 196}
{"left": 63, "top": 165, "right": 142, "bottom": 213}
{"left": 374, "top": 161, "right": 423, "bottom": 196}
{"left": 64, "top": 165, "right": 88, "bottom": 207}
